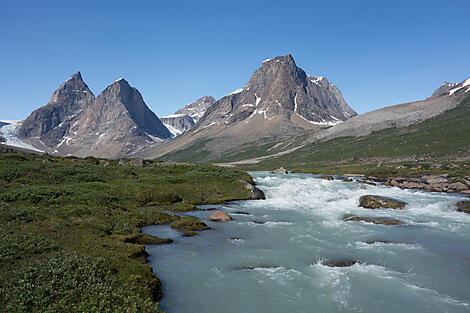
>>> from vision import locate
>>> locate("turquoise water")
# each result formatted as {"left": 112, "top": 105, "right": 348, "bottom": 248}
{"left": 144, "top": 172, "right": 470, "bottom": 313}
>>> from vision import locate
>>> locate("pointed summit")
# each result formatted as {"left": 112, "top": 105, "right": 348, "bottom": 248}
{"left": 196, "top": 54, "right": 356, "bottom": 130}
{"left": 19, "top": 72, "right": 95, "bottom": 146}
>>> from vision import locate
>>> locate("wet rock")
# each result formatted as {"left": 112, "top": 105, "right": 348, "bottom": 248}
{"left": 358, "top": 180, "right": 376, "bottom": 186}
{"left": 203, "top": 207, "right": 217, "bottom": 211}
{"left": 359, "top": 195, "right": 406, "bottom": 210}
{"left": 252, "top": 221, "right": 266, "bottom": 224}
{"left": 342, "top": 178, "right": 353, "bottom": 182}
{"left": 209, "top": 210, "right": 233, "bottom": 222}
{"left": 129, "top": 158, "right": 144, "bottom": 167}
{"left": 232, "top": 211, "right": 250, "bottom": 215}
{"left": 398, "top": 182, "right": 427, "bottom": 189}
{"left": 242, "top": 181, "right": 266, "bottom": 200}
{"left": 343, "top": 214, "right": 404, "bottom": 226}
{"left": 456, "top": 201, "right": 470, "bottom": 214}
{"left": 323, "top": 259, "right": 357, "bottom": 267}
{"left": 271, "top": 167, "right": 288, "bottom": 174}
{"left": 319, "top": 175, "right": 334, "bottom": 180}
{"left": 252, "top": 186, "right": 266, "bottom": 200}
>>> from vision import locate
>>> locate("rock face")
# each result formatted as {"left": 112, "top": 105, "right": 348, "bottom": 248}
{"left": 209, "top": 210, "right": 233, "bottom": 222}
{"left": 19, "top": 72, "right": 95, "bottom": 147}
{"left": 160, "top": 114, "right": 195, "bottom": 137}
{"left": 359, "top": 195, "right": 406, "bottom": 210}
{"left": 323, "top": 259, "right": 357, "bottom": 267}
{"left": 21, "top": 75, "right": 171, "bottom": 158}
{"left": 175, "top": 96, "right": 216, "bottom": 123}
{"left": 196, "top": 54, "right": 356, "bottom": 130}
{"left": 456, "top": 201, "right": 470, "bottom": 214}
{"left": 429, "top": 82, "right": 458, "bottom": 99}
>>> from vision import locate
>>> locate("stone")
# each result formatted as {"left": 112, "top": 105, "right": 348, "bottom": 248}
{"left": 343, "top": 214, "right": 404, "bottom": 226}
{"left": 119, "top": 159, "right": 126, "bottom": 166}
{"left": 422, "top": 175, "right": 448, "bottom": 185}
{"left": 456, "top": 201, "right": 470, "bottom": 214}
{"left": 359, "top": 195, "right": 407, "bottom": 210}
{"left": 271, "top": 167, "right": 288, "bottom": 174}
{"left": 323, "top": 259, "right": 358, "bottom": 267}
{"left": 448, "top": 182, "right": 469, "bottom": 192}
{"left": 129, "top": 158, "right": 144, "bottom": 167}
{"left": 342, "top": 178, "right": 353, "bottom": 182}
{"left": 242, "top": 181, "right": 266, "bottom": 200}
{"left": 209, "top": 210, "right": 233, "bottom": 222}
{"left": 319, "top": 175, "right": 334, "bottom": 180}
{"left": 358, "top": 180, "right": 376, "bottom": 186}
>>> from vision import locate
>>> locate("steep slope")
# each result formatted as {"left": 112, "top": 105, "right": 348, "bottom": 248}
{"left": 160, "top": 114, "right": 195, "bottom": 137}
{"left": 137, "top": 54, "right": 356, "bottom": 161}
{"left": 19, "top": 72, "right": 95, "bottom": 147}
{"left": 63, "top": 78, "right": 171, "bottom": 158}
{"left": 175, "top": 96, "right": 215, "bottom": 123}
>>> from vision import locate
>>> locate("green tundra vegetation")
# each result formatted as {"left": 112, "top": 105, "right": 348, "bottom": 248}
{"left": 0, "top": 154, "right": 252, "bottom": 312}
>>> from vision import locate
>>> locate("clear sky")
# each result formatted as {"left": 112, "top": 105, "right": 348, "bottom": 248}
{"left": 1, "top": 0, "right": 469, "bottom": 120}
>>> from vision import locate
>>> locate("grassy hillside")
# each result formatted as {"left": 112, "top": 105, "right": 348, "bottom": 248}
{"left": 248, "top": 94, "right": 470, "bottom": 175}
{"left": 0, "top": 154, "right": 252, "bottom": 312}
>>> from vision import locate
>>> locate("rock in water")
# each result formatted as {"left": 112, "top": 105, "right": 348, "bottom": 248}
{"left": 242, "top": 181, "right": 266, "bottom": 200}
{"left": 323, "top": 259, "right": 358, "bottom": 267}
{"left": 456, "top": 201, "right": 470, "bottom": 214}
{"left": 271, "top": 167, "right": 288, "bottom": 174}
{"left": 319, "top": 175, "right": 334, "bottom": 180}
{"left": 359, "top": 195, "right": 407, "bottom": 210}
{"left": 342, "top": 214, "right": 404, "bottom": 226}
{"left": 209, "top": 210, "right": 233, "bottom": 222}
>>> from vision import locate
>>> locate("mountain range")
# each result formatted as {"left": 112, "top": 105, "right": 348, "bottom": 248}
{"left": 3, "top": 54, "right": 469, "bottom": 165}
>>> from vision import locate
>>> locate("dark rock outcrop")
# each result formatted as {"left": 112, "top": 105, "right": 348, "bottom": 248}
{"left": 243, "top": 181, "right": 266, "bottom": 200}
{"left": 323, "top": 259, "right": 358, "bottom": 267}
{"left": 429, "top": 82, "right": 458, "bottom": 99}
{"left": 359, "top": 195, "right": 406, "bottom": 210}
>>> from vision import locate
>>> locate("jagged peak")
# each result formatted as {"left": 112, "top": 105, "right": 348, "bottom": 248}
{"left": 260, "top": 54, "right": 296, "bottom": 67}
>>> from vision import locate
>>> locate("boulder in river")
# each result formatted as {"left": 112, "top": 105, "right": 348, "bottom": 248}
{"left": 242, "top": 181, "right": 266, "bottom": 200}
{"left": 456, "top": 201, "right": 470, "bottom": 214}
{"left": 323, "top": 259, "right": 358, "bottom": 267}
{"left": 359, "top": 195, "right": 406, "bottom": 210}
{"left": 209, "top": 210, "right": 233, "bottom": 222}
{"left": 271, "top": 167, "right": 288, "bottom": 174}
{"left": 319, "top": 175, "right": 334, "bottom": 181}
{"left": 343, "top": 214, "right": 404, "bottom": 226}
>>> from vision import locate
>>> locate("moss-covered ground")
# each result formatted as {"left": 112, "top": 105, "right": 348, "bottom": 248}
{"left": 0, "top": 153, "right": 252, "bottom": 312}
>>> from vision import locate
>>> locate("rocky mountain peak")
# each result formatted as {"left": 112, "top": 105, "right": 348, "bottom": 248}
{"left": 429, "top": 81, "right": 458, "bottom": 99}
{"left": 175, "top": 96, "right": 216, "bottom": 123}
{"left": 196, "top": 54, "right": 356, "bottom": 129}
{"left": 19, "top": 72, "right": 95, "bottom": 145}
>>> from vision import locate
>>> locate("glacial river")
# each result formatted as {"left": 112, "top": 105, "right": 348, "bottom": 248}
{"left": 143, "top": 172, "right": 470, "bottom": 313}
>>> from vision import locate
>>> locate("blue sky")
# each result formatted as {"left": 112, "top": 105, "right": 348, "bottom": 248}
{"left": 1, "top": 0, "right": 469, "bottom": 119}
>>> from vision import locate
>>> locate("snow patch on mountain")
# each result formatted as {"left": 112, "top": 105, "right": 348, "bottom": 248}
{"left": 0, "top": 120, "right": 43, "bottom": 152}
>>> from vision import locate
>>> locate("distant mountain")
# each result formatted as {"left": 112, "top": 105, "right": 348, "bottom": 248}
{"left": 429, "top": 82, "right": 458, "bottom": 99}
{"left": 160, "top": 96, "right": 214, "bottom": 137}
{"left": 160, "top": 114, "right": 195, "bottom": 137}
{"left": 175, "top": 96, "right": 215, "bottom": 123}
{"left": 136, "top": 54, "right": 357, "bottom": 162}
{"left": 20, "top": 74, "right": 171, "bottom": 158}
